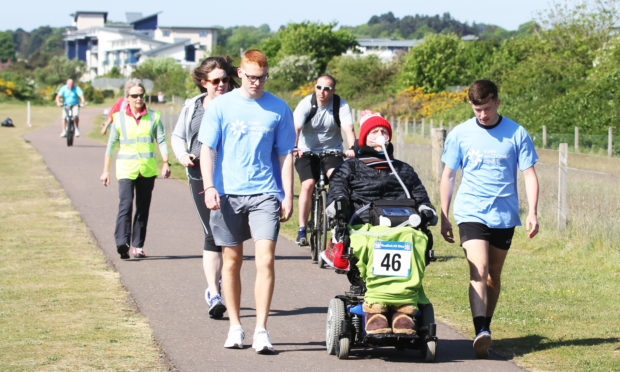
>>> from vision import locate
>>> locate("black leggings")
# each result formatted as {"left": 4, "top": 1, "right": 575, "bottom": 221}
{"left": 115, "top": 176, "right": 155, "bottom": 248}
{"left": 188, "top": 176, "right": 221, "bottom": 252}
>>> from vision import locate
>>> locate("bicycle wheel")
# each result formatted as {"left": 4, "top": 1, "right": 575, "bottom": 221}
{"left": 317, "top": 189, "right": 328, "bottom": 268}
{"left": 66, "top": 118, "right": 74, "bottom": 147}
{"left": 309, "top": 188, "right": 319, "bottom": 262}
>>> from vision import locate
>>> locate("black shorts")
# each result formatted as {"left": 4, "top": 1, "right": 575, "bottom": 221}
{"left": 294, "top": 153, "right": 344, "bottom": 182}
{"left": 458, "top": 222, "right": 515, "bottom": 250}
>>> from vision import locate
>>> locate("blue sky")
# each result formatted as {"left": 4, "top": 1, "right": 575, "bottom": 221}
{"left": 2, "top": 0, "right": 555, "bottom": 32}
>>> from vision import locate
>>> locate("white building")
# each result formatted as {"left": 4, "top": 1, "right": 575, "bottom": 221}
{"left": 345, "top": 38, "right": 423, "bottom": 62}
{"left": 64, "top": 11, "right": 217, "bottom": 80}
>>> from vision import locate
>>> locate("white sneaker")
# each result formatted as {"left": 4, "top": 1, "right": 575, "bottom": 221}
{"left": 224, "top": 325, "right": 244, "bottom": 349}
{"left": 60, "top": 130, "right": 67, "bottom": 137}
{"left": 252, "top": 328, "right": 274, "bottom": 354}
{"left": 75, "top": 127, "right": 80, "bottom": 137}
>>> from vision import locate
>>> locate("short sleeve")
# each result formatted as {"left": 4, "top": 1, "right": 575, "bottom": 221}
{"left": 198, "top": 102, "right": 221, "bottom": 148}
{"left": 338, "top": 98, "right": 354, "bottom": 127}
{"left": 441, "top": 130, "right": 462, "bottom": 171}
{"left": 517, "top": 127, "right": 538, "bottom": 171}
{"left": 274, "top": 107, "right": 296, "bottom": 156}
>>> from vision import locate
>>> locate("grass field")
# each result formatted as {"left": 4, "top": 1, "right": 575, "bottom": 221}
{"left": 1, "top": 101, "right": 618, "bottom": 371}
{"left": 0, "top": 102, "right": 164, "bottom": 370}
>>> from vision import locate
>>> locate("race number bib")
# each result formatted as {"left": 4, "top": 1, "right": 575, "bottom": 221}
{"left": 372, "top": 240, "right": 412, "bottom": 277}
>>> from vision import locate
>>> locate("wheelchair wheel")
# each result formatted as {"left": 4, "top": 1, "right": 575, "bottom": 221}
{"left": 337, "top": 336, "right": 351, "bottom": 359}
{"left": 424, "top": 340, "right": 437, "bottom": 362}
{"left": 326, "top": 298, "right": 345, "bottom": 355}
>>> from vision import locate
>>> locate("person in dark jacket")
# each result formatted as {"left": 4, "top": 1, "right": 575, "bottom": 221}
{"left": 327, "top": 110, "right": 436, "bottom": 225}
{"left": 325, "top": 110, "right": 438, "bottom": 336}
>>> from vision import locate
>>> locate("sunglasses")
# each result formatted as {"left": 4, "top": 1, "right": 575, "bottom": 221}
{"left": 206, "top": 77, "right": 230, "bottom": 85}
{"left": 129, "top": 93, "right": 144, "bottom": 99}
{"left": 316, "top": 84, "right": 333, "bottom": 91}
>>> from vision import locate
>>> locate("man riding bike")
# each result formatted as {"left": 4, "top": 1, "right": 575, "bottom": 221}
{"left": 292, "top": 74, "right": 356, "bottom": 246}
{"left": 55, "top": 78, "right": 85, "bottom": 137}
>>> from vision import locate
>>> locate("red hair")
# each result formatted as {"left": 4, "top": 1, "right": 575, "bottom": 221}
{"left": 241, "top": 49, "right": 268, "bottom": 68}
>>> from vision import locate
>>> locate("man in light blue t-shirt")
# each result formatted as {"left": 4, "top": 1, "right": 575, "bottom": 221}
{"left": 439, "top": 79, "right": 539, "bottom": 359}
{"left": 198, "top": 49, "right": 295, "bottom": 354}
{"left": 55, "top": 78, "right": 85, "bottom": 137}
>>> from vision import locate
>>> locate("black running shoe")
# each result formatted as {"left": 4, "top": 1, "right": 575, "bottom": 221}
{"left": 117, "top": 244, "right": 130, "bottom": 259}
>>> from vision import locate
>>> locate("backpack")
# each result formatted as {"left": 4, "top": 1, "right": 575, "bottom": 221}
{"left": 1, "top": 117, "right": 14, "bottom": 127}
{"left": 304, "top": 92, "right": 341, "bottom": 127}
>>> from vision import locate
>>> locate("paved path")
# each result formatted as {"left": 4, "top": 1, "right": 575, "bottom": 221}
{"left": 25, "top": 109, "right": 524, "bottom": 372}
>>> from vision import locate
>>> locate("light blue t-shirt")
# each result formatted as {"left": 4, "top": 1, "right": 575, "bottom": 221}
{"left": 441, "top": 116, "right": 538, "bottom": 228}
{"left": 198, "top": 89, "right": 296, "bottom": 196}
{"left": 57, "top": 85, "right": 83, "bottom": 106}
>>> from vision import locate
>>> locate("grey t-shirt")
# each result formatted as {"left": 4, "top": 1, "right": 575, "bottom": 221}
{"left": 293, "top": 94, "right": 353, "bottom": 152}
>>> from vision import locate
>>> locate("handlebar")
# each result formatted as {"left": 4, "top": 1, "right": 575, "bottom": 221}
{"left": 300, "top": 150, "right": 344, "bottom": 159}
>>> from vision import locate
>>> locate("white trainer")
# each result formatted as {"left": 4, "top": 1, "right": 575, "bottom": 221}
{"left": 224, "top": 325, "right": 244, "bottom": 349}
{"left": 60, "top": 130, "right": 67, "bottom": 137}
{"left": 75, "top": 127, "right": 80, "bottom": 137}
{"left": 252, "top": 328, "right": 274, "bottom": 354}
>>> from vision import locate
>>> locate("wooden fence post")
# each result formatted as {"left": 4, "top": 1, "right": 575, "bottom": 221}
{"left": 404, "top": 116, "right": 409, "bottom": 136}
{"left": 421, "top": 118, "right": 425, "bottom": 137}
{"left": 609, "top": 127, "right": 613, "bottom": 158}
{"left": 574, "top": 126, "right": 579, "bottom": 153}
{"left": 558, "top": 143, "right": 568, "bottom": 230}
{"left": 431, "top": 128, "right": 446, "bottom": 183}
{"left": 542, "top": 125, "right": 547, "bottom": 148}
{"left": 27, "top": 101, "right": 32, "bottom": 127}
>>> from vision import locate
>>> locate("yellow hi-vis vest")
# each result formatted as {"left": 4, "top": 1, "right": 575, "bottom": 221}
{"left": 114, "top": 109, "right": 161, "bottom": 180}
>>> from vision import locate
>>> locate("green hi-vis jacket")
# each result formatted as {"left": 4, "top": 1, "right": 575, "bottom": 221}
{"left": 350, "top": 224, "right": 430, "bottom": 306}
{"left": 111, "top": 109, "right": 161, "bottom": 180}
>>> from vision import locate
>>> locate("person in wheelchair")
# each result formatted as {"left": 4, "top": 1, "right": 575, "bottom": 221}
{"left": 323, "top": 110, "right": 438, "bottom": 336}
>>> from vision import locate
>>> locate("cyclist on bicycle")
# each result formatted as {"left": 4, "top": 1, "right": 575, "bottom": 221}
{"left": 292, "top": 74, "right": 356, "bottom": 246}
{"left": 55, "top": 78, "right": 85, "bottom": 137}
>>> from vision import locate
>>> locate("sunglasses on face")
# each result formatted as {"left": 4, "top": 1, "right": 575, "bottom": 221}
{"left": 129, "top": 93, "right": 144, "bottom": 99}
{"left": 206, "top": 77, "right": 230, "bottom": 85}
{"left": 316, "top": 84, "right": 333, "bottom": 91}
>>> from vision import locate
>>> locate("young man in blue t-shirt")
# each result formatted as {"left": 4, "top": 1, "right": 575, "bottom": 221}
{"left": 439, "top": 79, "right": 539, "bottom": 358}
{"left": 198, "top": 49, "right": 295, "bottom": 354}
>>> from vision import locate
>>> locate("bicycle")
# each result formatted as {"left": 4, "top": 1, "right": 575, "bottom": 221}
{"left": 304, "top": 150, "right": 344, "bottom": 268}
{"left": 63, "top": 104, "right": 78, "bottom": 147}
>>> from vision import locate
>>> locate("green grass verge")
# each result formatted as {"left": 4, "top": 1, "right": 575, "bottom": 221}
{"left": 0, "top": 102, "right": 164, "bottom": 371}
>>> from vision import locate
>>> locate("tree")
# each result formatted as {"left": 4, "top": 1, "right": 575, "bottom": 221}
{"left": 268, "top": 55, "right": 318, "bottom": 91}
{"left": 131, "top": 57, "right": 188, "bottom": 97}
{"left": 33, "top": 55, "right": 85, "bottom": 87}
{"left": 327, "top": 55, "right": 398, "bottom": 103}
{"left": 0, "top": 32, "right": 16, "bottom": 62}
{"left": 261, "top": 22, "right": 357, "bottom": 73}
{"left": 399, "top": 34, "right": 492, "bottom": 92}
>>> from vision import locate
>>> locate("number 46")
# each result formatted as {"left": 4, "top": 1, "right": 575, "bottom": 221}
{"left": 381, "top": 253, "right": 401, "bottom": 272}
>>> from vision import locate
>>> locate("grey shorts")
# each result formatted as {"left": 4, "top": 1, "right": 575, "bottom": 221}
{"left": 209, "top": 194, "right": 281, "bottom": 246}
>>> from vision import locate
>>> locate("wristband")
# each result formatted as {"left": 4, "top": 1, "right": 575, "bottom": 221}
{"left": 199, "top": 185, "right": 215, "bottom": 195}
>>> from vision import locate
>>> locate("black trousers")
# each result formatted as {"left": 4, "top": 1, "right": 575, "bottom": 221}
{"left": 114, "top": 176, "right": 155, "bottom": 248}
{"left": 188, "top": 173, "right": 220, "bottom": 252}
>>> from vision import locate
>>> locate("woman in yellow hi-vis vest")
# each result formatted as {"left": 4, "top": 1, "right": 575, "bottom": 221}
{"left": 100, "top": 78, "right": 171, "bottom": 259}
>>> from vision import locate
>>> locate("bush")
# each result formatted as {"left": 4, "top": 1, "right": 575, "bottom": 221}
{"left": 268, "top": 55, "right": 318, "bottom": 91}
{"left": 326, "top": 55, "right": 398, "bottom": 106}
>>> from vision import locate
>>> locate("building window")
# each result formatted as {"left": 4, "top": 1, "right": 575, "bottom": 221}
{"left": 162, "top": 30, "right": 170, "bottom": 37}
{"left": 199, "top": 31, "right": 207, "bottom": 37}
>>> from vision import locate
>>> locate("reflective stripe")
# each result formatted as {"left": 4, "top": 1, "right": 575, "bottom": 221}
{"left": 119, "top": 112, "right": 128, "bottom": 141}
{"left": 119, "top": 137, "right": 153, "bottom": 145}
{"left": 117, "top": 152, "right": 156, "bottom": 160}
